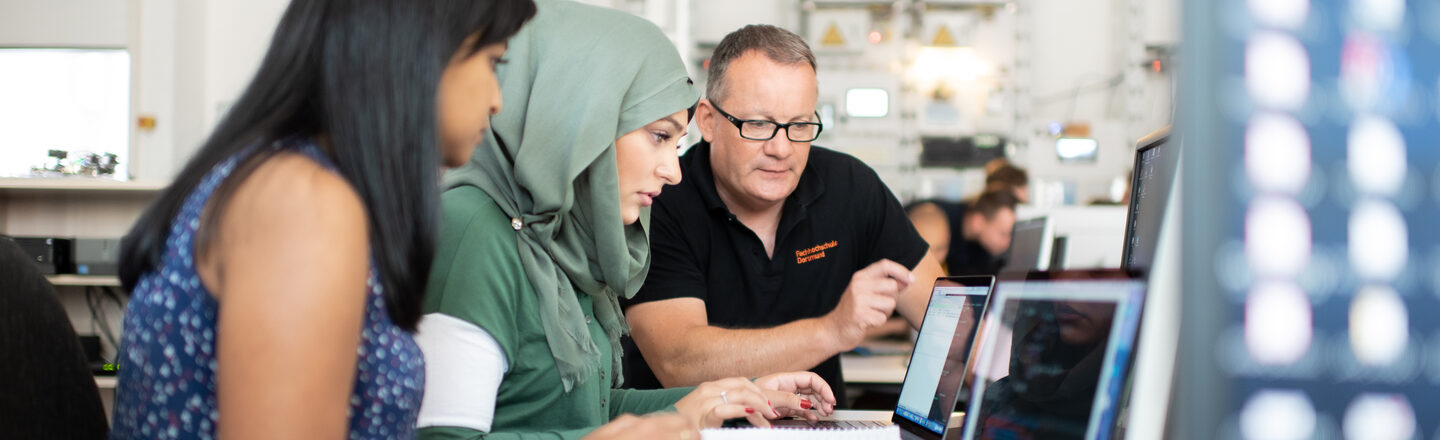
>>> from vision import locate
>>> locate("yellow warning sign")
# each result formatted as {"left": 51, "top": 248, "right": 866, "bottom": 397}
{"left": 931, "top": 25, "right": 956, "bottom": 46}
{"left": 821, "top": 23, "right": 845, "bottom": 47}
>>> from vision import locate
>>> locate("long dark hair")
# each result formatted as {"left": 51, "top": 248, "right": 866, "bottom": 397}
{"left": 119, "top": 0, "right": 536, "bottom": 330}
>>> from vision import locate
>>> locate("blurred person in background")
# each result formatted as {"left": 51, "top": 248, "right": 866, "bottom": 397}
{"left": 906, "top": 190, "right": 1019, "bottom": 277}
{"left": 986, "top": 163, "right": 1031, "bottom": 204}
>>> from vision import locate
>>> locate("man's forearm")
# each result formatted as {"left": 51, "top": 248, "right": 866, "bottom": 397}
{"left": 897, "top": 254, "right": 947, "bottom": 331}
{"left": 649, "top": 317, "right": 846, "bottom": 387}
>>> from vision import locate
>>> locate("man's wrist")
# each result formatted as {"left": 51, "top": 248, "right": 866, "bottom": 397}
{"left": 810, "top": 315, "right": 849, "bottom": 353}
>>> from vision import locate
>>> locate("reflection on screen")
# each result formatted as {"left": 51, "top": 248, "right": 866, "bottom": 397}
{"left": 895, "top": 285, "right": 989, "bottom": 434}
{"left": 969, "top": 298, "right": 1118, "bottom": 440}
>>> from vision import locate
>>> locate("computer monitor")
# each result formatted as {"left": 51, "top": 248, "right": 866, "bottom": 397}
{"left": 1002, "top": 217, "right": 1053, "bottom": 273}
{"left": 1120, "top": 127, "right": 1178, "bottom": 273}
{"left": 1177, "top": 1, "right": 1440, "bottom": 438}
{"left": 961, "top": 270, "right": 1146, "bottom": 440}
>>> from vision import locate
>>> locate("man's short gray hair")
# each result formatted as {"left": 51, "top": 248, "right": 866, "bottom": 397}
{"left": 706, "top": 24, "right": 817, "bottom": 105}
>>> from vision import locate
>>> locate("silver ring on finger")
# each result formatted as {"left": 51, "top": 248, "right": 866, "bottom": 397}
{"left": 720, "top": 390, "right": 729, "bottom": 405}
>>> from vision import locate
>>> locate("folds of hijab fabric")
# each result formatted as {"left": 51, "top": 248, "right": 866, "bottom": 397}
{"left": 442, "top": 0, "right": 700, "bottom": 391}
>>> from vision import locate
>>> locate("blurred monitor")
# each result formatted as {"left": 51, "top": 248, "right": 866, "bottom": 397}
{"left": 1177, "top": 1, "right": 1440, "bottom": 437}
{"left": 845, "top": 87, "right": 890, "bottom": 118}
{"left": 1056, "top": 137, "right": 1098, "bottom": 162}
{"left": 1120, "top": 127, "right": 1178, "bottom": 273}
{"left": 919, "top": 134, "right": 1006, "bottom": 168}
{"left": 1002, "top": 217, "right": 1053, "bottom": 273}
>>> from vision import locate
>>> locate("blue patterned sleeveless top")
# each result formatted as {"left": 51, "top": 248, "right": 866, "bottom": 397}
{"left": 111, "top": 138, "right": 425, "bottom": 439}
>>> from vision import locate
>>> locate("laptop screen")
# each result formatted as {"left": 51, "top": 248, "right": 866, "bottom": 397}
{"left": 894, "top": 278, "right": 993, "bottom": 434}
{"left": 961, "top": 278, "right": 1145, "bottom": 440}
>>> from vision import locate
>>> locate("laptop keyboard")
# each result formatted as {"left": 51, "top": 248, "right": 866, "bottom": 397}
{"left": 792, "top": 420, "right": 889, "bottom": 429}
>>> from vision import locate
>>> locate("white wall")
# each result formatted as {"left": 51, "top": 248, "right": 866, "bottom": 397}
{"left": 690, "top": 0, "right": 793, "bottom": 44}
{"left": 0, "top": 1, "right": 128, "bottom": 47}
{"left": 1017, "top": 0, "right": 1152, "bottom": 205}
{"left": 202, "top": 0, "right": 288, "bottom": 132}
{"left": 170, "top": 0, "right": 211, "bottom": 175}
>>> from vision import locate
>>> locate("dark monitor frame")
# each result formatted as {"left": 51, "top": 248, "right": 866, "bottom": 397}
{"left": 999, "top": 267, "right": 1142, "bottom": 283}
{"left": 1120, "top": 126, "right": 1173, "bottom": 273}
{"left": 890, "top": 275, "right": 997, "bottom": 440}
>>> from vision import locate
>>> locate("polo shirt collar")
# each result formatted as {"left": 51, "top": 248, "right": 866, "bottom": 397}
{"left": 684, "top": 140, "right": 826, "bottom": 220}
{"left": 683, "top": 141, "right": 728, "bottom": 216}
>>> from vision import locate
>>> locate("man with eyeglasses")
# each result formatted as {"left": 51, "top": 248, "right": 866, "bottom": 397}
{"left": 621, "top": 24, "right": 944, "bottom": 406}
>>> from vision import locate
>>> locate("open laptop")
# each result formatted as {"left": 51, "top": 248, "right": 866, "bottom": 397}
{"left": 1001, "top": 217, "right": 1054, "bottom": 274}
{"left": 776, "top": 275, "right": 995, "bottom": 439}
{"left": 959, "top": 270, "right": 1145, "bottom": 440}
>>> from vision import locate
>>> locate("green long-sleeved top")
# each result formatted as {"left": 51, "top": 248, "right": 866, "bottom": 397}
{"left": 419, "top": 186, "right": 692, "bottom": 440}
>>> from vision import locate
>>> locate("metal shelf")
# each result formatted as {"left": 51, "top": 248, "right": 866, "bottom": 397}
{"left": 45, "top": 275, "right": 122, "bottom": 287}
{"left": 0, "top": 178, "right": 166, "bottom": 193}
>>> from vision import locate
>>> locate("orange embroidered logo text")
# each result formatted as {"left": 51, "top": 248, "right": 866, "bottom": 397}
{"left": 795, "top": 240, "right": 838, "bottom": 264}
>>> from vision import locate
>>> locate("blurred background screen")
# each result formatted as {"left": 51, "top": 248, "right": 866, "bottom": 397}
{"left": 1182, "top": 0, "right": 1440, "bottom": 438}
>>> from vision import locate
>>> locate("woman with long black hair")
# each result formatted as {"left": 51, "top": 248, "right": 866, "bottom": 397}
{"left": 111, "top": 0, "right": 536, "bottom": 437}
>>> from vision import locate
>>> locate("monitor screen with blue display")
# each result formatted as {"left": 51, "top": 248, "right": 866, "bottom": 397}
{"left": 1177, "top": 0, "right": 1440, "bottom": 437}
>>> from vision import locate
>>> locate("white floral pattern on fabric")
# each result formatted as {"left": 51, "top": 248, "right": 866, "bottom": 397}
{"left": 109, "top": 138, "right": 424, "bottom": 439}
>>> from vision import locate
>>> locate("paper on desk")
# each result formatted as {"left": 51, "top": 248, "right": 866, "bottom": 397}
{"left": 700, "top": 425, "right": 900, "bottom": 440}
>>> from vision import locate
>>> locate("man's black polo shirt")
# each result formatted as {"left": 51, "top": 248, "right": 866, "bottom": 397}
{"left": 620, "top": 140, "right": 929, "bottom": 405}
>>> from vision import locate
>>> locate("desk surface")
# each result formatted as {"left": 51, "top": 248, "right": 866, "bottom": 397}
{"left": 840, "top": 353, "right": 908, "bottom": 385}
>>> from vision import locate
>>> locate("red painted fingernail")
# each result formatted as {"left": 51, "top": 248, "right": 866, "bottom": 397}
{"left": 800, "top": 399, "right": 813, "bottom": 410}
{"left": 746, "top": 408, "right": 755, "bottom": 414}
{"left": 774, "top": 409, "right": 781, "bottom": 417}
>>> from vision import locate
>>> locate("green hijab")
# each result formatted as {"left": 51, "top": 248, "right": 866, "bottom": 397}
{"left": 443, "top": 0, "right": 699, "bottom": 391}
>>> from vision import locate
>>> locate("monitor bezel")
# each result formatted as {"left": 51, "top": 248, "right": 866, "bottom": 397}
{"left": 1120, "top": 127, "right": 1172, "bottom": 272}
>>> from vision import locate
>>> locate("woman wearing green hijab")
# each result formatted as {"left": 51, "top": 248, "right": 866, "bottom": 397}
{"left": 413, "top": 1, "right": 836, "bottom": 439}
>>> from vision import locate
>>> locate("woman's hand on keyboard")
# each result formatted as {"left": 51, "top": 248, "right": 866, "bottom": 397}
{"left": 754, "top": 371, "right": 837, "bottom": 421}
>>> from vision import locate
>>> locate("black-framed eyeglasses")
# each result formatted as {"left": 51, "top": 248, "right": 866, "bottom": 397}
{"left": 710, "top": 102, "right": 823, "bottom": 142}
